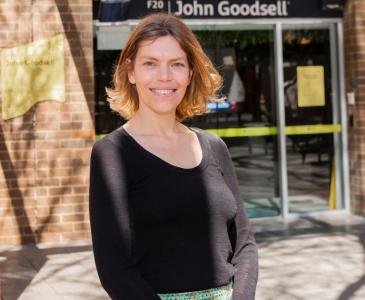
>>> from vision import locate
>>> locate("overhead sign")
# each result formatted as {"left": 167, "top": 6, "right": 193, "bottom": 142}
{"left": 174, "top": 0, "right": 289, "bottom": 17}
{"left": 121, "top": 0, "right": 344, "bottom": 20}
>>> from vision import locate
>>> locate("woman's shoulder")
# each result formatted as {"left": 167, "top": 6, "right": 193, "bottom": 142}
{"left": 189, "top": 127, "right": 226, "bottom": 148}
{"left": 92, "top": 127, "right": 130, "bottom": 154}
{"left": 189, "top": 127, "right": 232, "bottom": 167}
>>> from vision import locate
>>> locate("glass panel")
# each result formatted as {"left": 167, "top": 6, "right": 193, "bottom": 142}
{"left": 283, "top": 27, "right": 341, "bottom": 213}
{"left": 188, "top": 28, "right": 280, "bottom": 218}
{"left": 94, "top": 47, "right": 124, "bottom": 134}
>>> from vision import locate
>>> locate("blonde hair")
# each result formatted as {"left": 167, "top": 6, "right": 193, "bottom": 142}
{"left": 106, "top": 13, "right": 223, "bottom": 121}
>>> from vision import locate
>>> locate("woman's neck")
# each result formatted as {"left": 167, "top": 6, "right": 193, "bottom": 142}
{"left": 124, "top": 110, "right": 185, "bottom": 137}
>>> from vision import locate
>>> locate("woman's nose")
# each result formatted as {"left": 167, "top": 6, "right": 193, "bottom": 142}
{"left": 158, "top": 65, "right": 172, "bottom": 81}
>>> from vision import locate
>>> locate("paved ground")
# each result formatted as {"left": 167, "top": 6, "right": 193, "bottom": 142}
{"left": 1, "top": 213, "right": 365, "bottom": 300}
{"left": 253, "top": 214, "right": 365, "bottom": 300}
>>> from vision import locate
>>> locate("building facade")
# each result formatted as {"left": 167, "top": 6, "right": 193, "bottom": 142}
{"left": 344, "top": 0, "right": 365, "bottom": 213}
{"left": 0, "top": 0, "right": 94, "bottom": 245}
{"left": 0, "top": 0, "right": 363, "bottom": 245}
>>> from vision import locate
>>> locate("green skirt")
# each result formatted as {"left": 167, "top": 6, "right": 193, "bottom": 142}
{"left": 158, "top": 282, "right": 233, "bottom": 300}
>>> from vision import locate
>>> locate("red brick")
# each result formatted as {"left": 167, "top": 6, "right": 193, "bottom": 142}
{"left": 37, "top": 233, "right": 62, "bottom": 243}
{"left": 45, "top": 223, "right": 74, "bottom": 233}
{"left": 0, "top": 236, "right": 20, "bottom": 246}
{"left": 61, "top": 177, "right": 86, "bottom": 185}
{"left": 49, "top": 187, "right": 73, "bottom": 196}
{"left": 37, "top": 215, "right": 61, "bottom": 224}
{"left": 61, "top": 231, "right": 90, "bottom": 241}
{"left": 62, "top": 214, "right": 85, "bottom": 222}
{"left": 73, "top": 186, "right": 88, "bottom": 194}
{"left": 60, "top": 195, "right": 85, "bottom": 204}
{"left": 73, "top": 222, "right": 90, "bottom": 231}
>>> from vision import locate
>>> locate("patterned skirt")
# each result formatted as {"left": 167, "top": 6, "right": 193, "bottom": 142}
{"left": 157, "top": 282, "right": 233, "bottom": 300}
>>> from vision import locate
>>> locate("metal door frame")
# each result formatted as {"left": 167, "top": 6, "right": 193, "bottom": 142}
{"left": 276, "top": 20, "right": 349, "bottom": 218}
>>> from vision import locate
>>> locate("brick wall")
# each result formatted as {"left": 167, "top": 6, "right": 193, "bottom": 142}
{"left": 0, "top": 0, "right": 94, "bottom": 245}
{"left": 0, "top": 1, "right": 363, "bottom": 246}
{"left": 344, "top": 0, "right": 365, "bottom": 213}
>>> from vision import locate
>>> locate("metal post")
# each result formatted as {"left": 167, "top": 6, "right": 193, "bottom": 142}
{"left": 274, "top": 23, "right": 289, "bottom": 218}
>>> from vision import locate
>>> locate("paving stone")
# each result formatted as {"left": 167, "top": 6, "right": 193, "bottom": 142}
{"left": 1, "top": 214, "right": 365, "bottom": 299}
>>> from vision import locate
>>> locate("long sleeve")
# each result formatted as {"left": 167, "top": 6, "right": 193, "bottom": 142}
{"left": 212, "top": 136, "right": 259, "bottom": 300}
{"left": 89, "top": 138, "right": 161, "bottom": 300}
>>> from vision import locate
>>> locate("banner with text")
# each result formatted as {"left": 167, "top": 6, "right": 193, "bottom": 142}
{"left": 1, "top": 34, "right": 65, "bottom": 120}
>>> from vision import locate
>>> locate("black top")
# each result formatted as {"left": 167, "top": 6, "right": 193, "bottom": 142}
{"left": 89, "top": 126, "right": 258, "bottom": 300}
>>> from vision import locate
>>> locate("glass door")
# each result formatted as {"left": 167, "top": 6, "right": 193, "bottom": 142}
{"left": 188, "top": 25, "right": 281, "bottom": 218}
{"left": 282, "top": 24, "right": 344, "bottom": 213}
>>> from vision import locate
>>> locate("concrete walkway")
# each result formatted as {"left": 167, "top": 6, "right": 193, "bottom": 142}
{"left": 1, "top": 214, "right": 365, "bottom": 300}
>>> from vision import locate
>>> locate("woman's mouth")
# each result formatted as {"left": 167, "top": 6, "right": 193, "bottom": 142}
{"left": 150, "top": 88, "right": 177, "bottom": 96}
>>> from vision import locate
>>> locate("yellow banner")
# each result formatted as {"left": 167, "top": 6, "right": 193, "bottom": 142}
{"left": 285, "top": 124, "right": 341, "bottom": 135}
{"left": 1, "top": 34, "right": 65, "bottom": 120}
{"left": 206, "top": 127, "right": 277, "bottom": 137}
{"left": 205, "top": 124, "right": 341, "bottom": 138}
{"left": 95, "top": 124, "right": 342, "bottom": 140}
{"left": 297, "top": 66, "right": 325, "bottom": 107}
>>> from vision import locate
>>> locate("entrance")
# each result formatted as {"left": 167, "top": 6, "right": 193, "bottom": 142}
{"left": 188, "top": 25, "right": 281, "bottom": 218}
{"left": 93, "top": 20, "right": 349, "bottom": 218}
{"left": 282, "top": 24, "right": 344, "bottom": 214}
{"left": 186, "top": 22, "right": 347, "bottom": 218}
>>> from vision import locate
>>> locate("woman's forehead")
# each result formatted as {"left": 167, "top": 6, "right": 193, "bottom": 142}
{"left": 136, "top": 36, "right": 188, "bottom": 59}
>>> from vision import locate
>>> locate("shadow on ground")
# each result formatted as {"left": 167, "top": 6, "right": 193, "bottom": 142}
{"left": 1, "top": 215, "right": 365, "bottom": 300}
{"left": 0, "top": 243, "right": 98, "bottom": 300}
{"left": 336, "top": 233, "right": 365, "bottom": 300}
{"left": 253, "top": 215, "right": 365, "bottom": 300}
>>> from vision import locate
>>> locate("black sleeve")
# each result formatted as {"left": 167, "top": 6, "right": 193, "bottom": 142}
{"left": 89, "top": 139, "right": 161, "bottom": 300}
{"left": 213, "top": 136, "right": 259, "bottom": 300}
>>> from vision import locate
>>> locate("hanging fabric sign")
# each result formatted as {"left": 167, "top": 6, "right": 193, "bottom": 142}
{"left": 1, "top": 34, "right": 65, "bottom": 120}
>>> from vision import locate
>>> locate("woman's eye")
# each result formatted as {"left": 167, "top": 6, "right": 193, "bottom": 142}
{"left": 172, "top": 62, "right": 185, "bottom": 68}
{"left": 143, "top": 61, "right": 155, "bottom": 67}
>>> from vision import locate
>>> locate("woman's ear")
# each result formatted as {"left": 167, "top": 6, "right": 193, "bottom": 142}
{"left": 128, "top": 72, "right": 136, "bottom": 84}
{"left": 126, "top": 59, "right": 136, "bottom": 84}
{"left": 188, "top": 69, "right": 193, "bottom": 85}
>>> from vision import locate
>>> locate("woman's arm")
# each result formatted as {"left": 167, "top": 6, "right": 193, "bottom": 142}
{"left": 89, "top": 138, "right": 161, "bottom": 300}
{"left": 213, "top": 136, "right": 259, "bottom": 300}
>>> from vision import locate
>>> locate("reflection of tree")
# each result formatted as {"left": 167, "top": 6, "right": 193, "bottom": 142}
{"left": 94, "top": 50, "right": 124, "bottom": 134}
{"left": 284, "top": 29, "right": 330, "bottom": 45}
{"left": 195, "top": 30, "right": 275, "bottom": 124}
{"left": 195, "top": 30, "right": 273, "bottom": 50}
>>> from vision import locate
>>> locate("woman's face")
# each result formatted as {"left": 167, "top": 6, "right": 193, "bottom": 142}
{"left": 128, "top": 35, "right": 192, "bottom": 117}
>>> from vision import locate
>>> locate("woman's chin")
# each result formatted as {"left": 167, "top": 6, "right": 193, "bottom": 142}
{"left": 141, "top": 102, "right": 182, "bottom": 117}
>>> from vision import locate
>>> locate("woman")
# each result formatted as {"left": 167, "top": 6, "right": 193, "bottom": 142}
{"left": 89, "top": 13, "right": 258, "bottom": 300}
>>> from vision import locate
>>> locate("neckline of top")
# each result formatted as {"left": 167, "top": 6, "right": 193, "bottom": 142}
{"left": 116, "top": 126, "right": 209, "bottom": 173}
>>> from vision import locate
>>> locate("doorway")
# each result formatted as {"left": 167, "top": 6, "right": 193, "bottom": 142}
{"left": 187, "top": 22, "right": 347, "bottom": 218}
{"left": 188, "top": 25, "right": 281, "bottom": 218}
{"left": 282, "top": 24, "right": 344, "bottom": 214}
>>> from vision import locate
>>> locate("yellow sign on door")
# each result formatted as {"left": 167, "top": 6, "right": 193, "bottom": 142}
{"left": 1, "top": 34, "right": 65, "bottom": 120}
{"left": 297, "top": 66, "right": 325, "bottom": 107}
